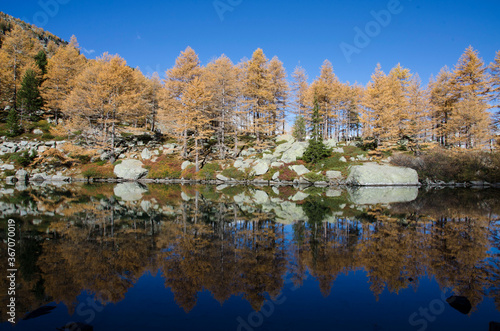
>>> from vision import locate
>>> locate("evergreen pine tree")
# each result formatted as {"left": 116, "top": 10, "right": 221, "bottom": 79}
{"left": 34, "top": 50, "right": 48, "bottom": 85}
{"left": 303, "top": 98, "right": 331, "bottom": 163}
{"left": 6, "top": 108, "right": 22, "bottom": 136}
{"left": 17, "top": 69, "right": 43, "bottom": 121}
{"left": 292, "top": 115, "right": 306, "bottom": 142}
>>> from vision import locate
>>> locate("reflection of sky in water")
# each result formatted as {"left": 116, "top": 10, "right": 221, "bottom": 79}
{"left": 5, "top": 270, "right": 500, "bottom": 331}
{"left": 1, "top": 185, "right": 500, "bottom": 331}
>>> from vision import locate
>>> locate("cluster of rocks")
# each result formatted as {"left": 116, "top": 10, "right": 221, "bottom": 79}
{"left": 4, "top": 169, "right": 72, "bottom": 186}
{"left": 97, "top": 142, "right": 179, "bottom": 162}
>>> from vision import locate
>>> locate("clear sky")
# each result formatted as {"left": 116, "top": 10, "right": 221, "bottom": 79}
{"left": 2, "top": 0, "right": 500, "bottom": 86}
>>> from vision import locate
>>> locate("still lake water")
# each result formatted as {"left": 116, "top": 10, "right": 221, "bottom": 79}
{"left": 1, "top": 183, "right": 499, "bottom": 331}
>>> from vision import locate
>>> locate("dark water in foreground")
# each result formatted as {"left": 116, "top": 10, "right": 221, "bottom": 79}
{"left": 1, "top": 183, "right": 499, "bottom": 331}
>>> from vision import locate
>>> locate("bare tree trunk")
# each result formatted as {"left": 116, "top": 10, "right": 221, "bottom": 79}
{"left": 195, "top": 134, "right": 199, "bottom": 172}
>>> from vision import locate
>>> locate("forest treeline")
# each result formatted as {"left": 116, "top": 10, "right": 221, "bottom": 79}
{"left": 1, "top": 15, "right": 500, "bottom": 161}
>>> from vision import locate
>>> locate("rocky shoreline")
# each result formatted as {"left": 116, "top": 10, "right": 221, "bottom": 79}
{"left": 4, "top": 169, "right": 499, "bottom": 189}
{"left": 2, "top": 134, "right": 500, "bottom": 189}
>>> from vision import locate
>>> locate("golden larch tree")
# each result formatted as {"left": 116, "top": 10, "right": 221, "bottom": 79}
{"left": 489, "top": 50, "right": 500, "bottom": 128}
{"left": 63, "top": 53, "right": 141, "bottom": 153}
{"left": 428, "top": 66, "right": 456, "bottom": 146}
{"left": 449, "top": 46, "right": 492, "bottom": 148}
{"left": 203, "top": 54, "right": 240, "bottom": 159}
{"left": 242, "top": 48, "right": 273, "bottom": 147}
{"left": 181, "top": 77, "right": 212, "bottom": 171}
{"left": 291, "top": 65, "right": 309, "bottom": 118}
{"left": 268, "top": 56, "right": 289, "bottom": 135}
{"left": 161, "top": 46, "right": 202, "bottom": 157}
{"left": 41, "top": 35, "right": 86, "bottom": 123}
{"left": 0, "top": 25, "right": 41, "bottom": 109}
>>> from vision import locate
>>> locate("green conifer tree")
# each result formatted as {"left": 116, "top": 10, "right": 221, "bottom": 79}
{"left": 6, "top": 108, "right": 22, "bottom": 136}
{"left": 17, "top": 69, "right": 43, "bottom": 121}
{"left": 303, "top": 98, "right": 331, "bottom": 163}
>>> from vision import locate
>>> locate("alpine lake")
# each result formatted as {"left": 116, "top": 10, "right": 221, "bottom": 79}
{"left": 1, "top": 182, "right": 499, "bottom": 331}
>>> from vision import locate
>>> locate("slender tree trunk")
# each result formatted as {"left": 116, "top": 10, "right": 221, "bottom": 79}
{"left": 195, "top": 134, "right": 199, "bottom": 172}
{"left": 183, "top": 129, "right": 188, "bottom": 158}
{"left": 111, "top": 109, "right": 116, "bottom": 158}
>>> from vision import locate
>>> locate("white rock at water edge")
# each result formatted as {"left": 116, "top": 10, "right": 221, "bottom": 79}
{"left": 114, "top": 159, "right": 149, "bottom": 180}
{"left": 347, "top": 163, "right": 419, "bottom": 186}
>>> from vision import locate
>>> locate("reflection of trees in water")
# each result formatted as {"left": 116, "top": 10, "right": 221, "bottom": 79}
{"left": 0, "top": 186, "right": 499, "bottom": 319}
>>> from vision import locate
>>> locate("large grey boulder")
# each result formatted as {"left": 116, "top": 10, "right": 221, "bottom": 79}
{"left": 347, "top": 187, "right": 419, "bottom": 204}
{"left": 281, "top": 142, "right": 307, "bottom": 163}
{"left": 141, "top": 148, "right": 152, "bottom": 160}
{"left": 114, "top": 159, "right": 148, "bottom": 180}
{"left": 181, "top": 161, "right": 192, "bottom": 170}
{"left": 326, "top": 170, "right": 342, "bottom": 180}
{"left": 324, "top": 139, "right": 337, "bottom": 149}
{"left": 216, "top": 174, "right": 229, "bottom": 181}
{"left": 347, "top": 163, "right": 418, "bottom": 186}
{"left": 114, "top": 182, "right": 148, "bottom": 201}
{"left": 289, "top": 164, "right": 310, "bottom": 176}
{"left": 276, "top": 134, "right": 295, "bottom": 144}
{"left": 251, "top": 160, "right": 269, "bottom": 176}
{"left": 15, "top": 170, "right": 29, "bottom": 182}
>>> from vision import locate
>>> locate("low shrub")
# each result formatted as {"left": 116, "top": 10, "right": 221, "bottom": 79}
{"left": 198, "top": 163, "right": 221, "bottom": 180}
{"left": 7, "top": 150, "right": 38, "bottom": 167}
{"left": 262, "top": 168, "right": 279, "bottom": 181}
{"left": 181, "top": 165, "right": 196, "bottom": 180}
{"left": 390, "top": 149, "right": 500, "bottom": 183}
{"left": 75, "top": 154, "right": 91, "bottom": 164}
{"left": 81, "top": 164, "right": 116, "bottom": 180}
{"left": 145, "top": 156, "right": 182, "bottom": 179}
{"left": 356, "top": 138, "right": 378, "bottom": 151}
{"left": 221, "top": 167, "right": 246, "bottom": 180}
{"left": 278, "top": 166, "right": 296, "bottom": 181}
{"left": 304, "top": 172, "right": 327, "bottom": 182}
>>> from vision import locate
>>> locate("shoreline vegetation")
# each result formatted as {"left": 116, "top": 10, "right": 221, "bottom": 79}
{"left": 0, "top": 12, "right": 499, "bottom": 187}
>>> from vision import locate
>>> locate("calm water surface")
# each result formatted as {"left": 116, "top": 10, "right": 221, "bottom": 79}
{"left": 1, "top": 183, "right": 499, "bottom": 331}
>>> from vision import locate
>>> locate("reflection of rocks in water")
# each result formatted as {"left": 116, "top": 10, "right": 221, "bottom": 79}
{"left": 1, "top": 182, "right": 500, "bottom": 318}
{"left": 347, "top": 186, "right": 419, "bottom": 205}
{"left": 263, "top": 200, "right": 308, "bottom": 224}
{"left": 447, "top": 296, "right": 472, "bottom": 315}
{"left": 22, "top": 305, "right": 56, "bottom": 320}
{"left": 490, "top": 322, "right": 500, "bottom": 331}
{"left": 113, "top": 182, "right": 148, "bottom": 201}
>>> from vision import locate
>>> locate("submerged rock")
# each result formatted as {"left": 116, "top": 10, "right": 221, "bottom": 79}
{"left": 347, "top": 163, "right": 418, "bottom": 186}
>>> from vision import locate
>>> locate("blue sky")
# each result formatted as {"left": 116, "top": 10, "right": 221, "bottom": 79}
{"left": 2, "top": 0, "right": 500, "bottom": 85}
